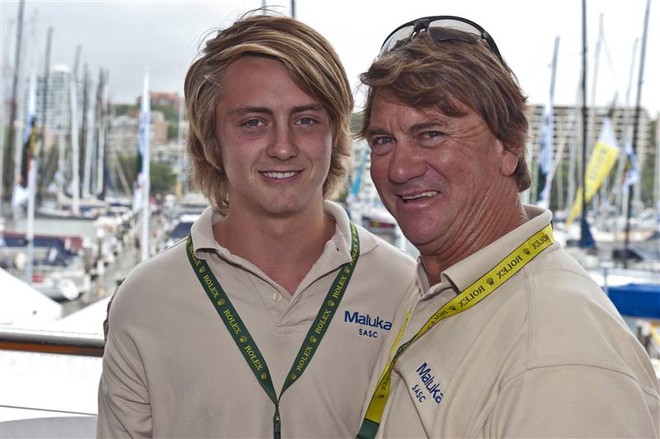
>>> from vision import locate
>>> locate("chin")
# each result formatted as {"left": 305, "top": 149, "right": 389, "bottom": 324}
{"left": 399, "top": 222, "right": 440, "bottom": 247}
{"left": 263, "top": 199, "right": 310, "bottom": 217}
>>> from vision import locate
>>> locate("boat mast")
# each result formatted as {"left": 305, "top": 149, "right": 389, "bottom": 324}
{"left": 579, "top": 0, "right": 589, "bottom": 248}
{"left": 81, "top": 63, "right": 92, "bottom": 199}
{"left": 535, "top": 36, "right": 559, "bottom": 208}
{"left": 588, "top": 14, "right": 603, "bottom": 161}
{"left": 2, "top": 0, "right": 25, "bottom": 201}
{"left": 25, "top": 70, "right": 37, "bottom": 284}
{"left": 69, "top": 68, "right": 81, "bottom": 216}
{"left": 96, "top": 69, "right": 108, "bottom": 199}
{"left": 36, "top": 26, "right": 52, "bottom": 205}
{"left": 139, "top": 72, "right": 151, "bottom": 261}
{"left": 623, "top": 0, "right": 651, "bottom": 268}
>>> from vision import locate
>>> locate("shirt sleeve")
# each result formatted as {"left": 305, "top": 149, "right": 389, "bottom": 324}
{"left": 96, "top": 301, "right": 152, "bottom": 438}
{"left": 485, "top": 364, "right": 660, "bottom": 438}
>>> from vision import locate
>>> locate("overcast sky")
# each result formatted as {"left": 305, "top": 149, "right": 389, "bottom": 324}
{"left": 1, "top": 0, "right": 658, "bottom": 116}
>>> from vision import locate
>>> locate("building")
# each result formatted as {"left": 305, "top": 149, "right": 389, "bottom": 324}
{"left": 30, "top": 64, "right": 85, "bottom": 146}
{"left": 140, "top": 91, "right": 182, "bottom": 108}
{"left": 526, "top": 104, "right": 658, "bottom": 211}
{"left": 527, "top": 105, "right": 656, "bottom": 161}
{"left": 107, "top": 110, "right": 169, "bottom": 156}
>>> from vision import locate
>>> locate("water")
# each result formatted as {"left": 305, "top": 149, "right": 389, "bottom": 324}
{"left": 4, "top": 216, "right": 100, "bottom": 239}
{"left": 2, "top": 209, "right": 142, "bottom": 317}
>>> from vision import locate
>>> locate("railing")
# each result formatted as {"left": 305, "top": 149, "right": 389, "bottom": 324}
{"left": 0, "top": 327, "right": 104, "bottom": 357}
{"left": 0, "top": 327, "right": 103, "bottom": 434}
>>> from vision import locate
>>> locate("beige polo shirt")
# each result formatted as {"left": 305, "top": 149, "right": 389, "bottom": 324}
{"left": 97, "top": 201, "right": 417, "bottom": 438}
{"left": 365, "top": 205, "right": 660, "bottom": 438}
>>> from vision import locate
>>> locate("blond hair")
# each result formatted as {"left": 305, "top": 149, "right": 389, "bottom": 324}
{"left": 184, "top": 12, "right": 354, "bottom": 210}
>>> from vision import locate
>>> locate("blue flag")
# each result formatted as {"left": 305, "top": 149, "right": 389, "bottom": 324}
{"left": 12, "top": 72, "right": 38, "bottom": 208}
{"left": 536, "top": 101, "right": 553, "bottom": 208}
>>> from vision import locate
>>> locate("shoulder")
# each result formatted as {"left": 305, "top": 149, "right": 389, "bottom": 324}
{"left": 325, "top": 199, "right": 416, "bottom": 270}
{"left": 519, "top": 246, "right": 655, "bottom": 376}
{"left": 526, "top": 244, "right": 607, "bottom": 305}
{"left": 108, "top": 240, "right": 191, "bottom": 318}
{"left": 356, "top": 224, "right": 417, "bottom": 269}
{"left": 346, "top": 225, "right": 418, "bottom": 307}
{"left": 123, "top": 239, "right": 190, "bottom": 286}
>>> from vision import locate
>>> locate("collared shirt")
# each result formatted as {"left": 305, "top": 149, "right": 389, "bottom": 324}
{"left": 98, "top": 200, "right": 417, "bottom": 438}
{"left": 366, "top": 205, "right": 660, "bottom": 438}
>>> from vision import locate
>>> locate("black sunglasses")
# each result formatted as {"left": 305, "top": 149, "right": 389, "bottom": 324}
{"left": 378, "top": 15, "right": 504, "bottom": 65}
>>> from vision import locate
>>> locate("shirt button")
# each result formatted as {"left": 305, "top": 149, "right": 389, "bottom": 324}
{"left": 273, "top": 292, "right": 283, "bottom": 302}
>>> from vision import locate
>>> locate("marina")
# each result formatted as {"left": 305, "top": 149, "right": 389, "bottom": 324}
{"left": 1, "top": 112, "right": 659, "bottom": 433}
{"left": 2, "top": 203, "right": 139, "bottom": 305}
{"left": 0, "top": 0, "right": 659, "bottom": 436}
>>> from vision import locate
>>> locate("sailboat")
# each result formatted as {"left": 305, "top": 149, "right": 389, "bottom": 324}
{"left": 532, "top": 3, "right": 659, "bottom": 360}
{"left": 2, "top": 56, "right": 127, "bottom": 300}
{"left": 37, "top": 67, "right": 109, "bottom": 221}
{"left": 344, "top": 140, "right": 416, "bottom": 255}
{"left": 346, "top": 143, "right": 397, "bottom": 232}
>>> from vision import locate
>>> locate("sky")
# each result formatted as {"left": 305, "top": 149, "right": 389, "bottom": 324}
{"left": 1, "top": 0, "right": 658, "bottom": 116}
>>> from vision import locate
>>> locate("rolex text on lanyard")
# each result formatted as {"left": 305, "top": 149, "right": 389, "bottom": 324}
{"left": 356, "top": 223, "right": 554, "bottom": 439}
{"left": 187, "top": 222, "right": 360, "bottom": 439}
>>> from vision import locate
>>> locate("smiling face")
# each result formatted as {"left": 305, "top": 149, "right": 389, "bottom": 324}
{"left": 366, "top": 92, "right": 520, "bottom": 257}
{"left": 214, "top": 56, "right": 333, "bottom": 220}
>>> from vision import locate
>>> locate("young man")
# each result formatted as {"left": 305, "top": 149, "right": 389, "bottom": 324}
{"left": 356, "top": 16, "right": 660, "bottom": 439}
{"left": 97, "top": 13, "right": 416, "bottom": 438}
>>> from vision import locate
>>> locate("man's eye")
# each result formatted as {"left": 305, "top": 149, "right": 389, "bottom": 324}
{"left": 371, "top": 137, "right": 393, "bottom": 146}
{"left": 369, "top": 137, "right": 394, "bottom": 155}
{"left": 296, "top": 117, "right": 315, "bottom": 126}
{"left": 244, "top": 119, "right": 263, "bottom": 127}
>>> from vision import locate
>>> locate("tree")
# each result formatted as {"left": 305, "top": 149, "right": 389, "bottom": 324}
{"left": 115, "top": 153, "right": 177, "bottom": 197}
{"left": 150, "top": 160, "right": 177, "bottom": 195}
{"left": 351, "top": 112, "right": 364, "bottom": 134}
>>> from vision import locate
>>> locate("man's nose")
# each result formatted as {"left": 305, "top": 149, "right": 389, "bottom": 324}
{"left": 266, "top": 124, "right": 298, "bottom": 160}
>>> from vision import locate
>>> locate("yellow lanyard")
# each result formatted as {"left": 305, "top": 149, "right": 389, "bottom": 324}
{"left": 357, "top": 224, "right": 554, "bottom": 439}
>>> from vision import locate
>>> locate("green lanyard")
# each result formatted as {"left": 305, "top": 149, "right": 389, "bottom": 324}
{"left": 187, "top": 222, "right": 360, "bottom": 439}
{"left": 357, "top": 224, "right": 554, "bottom": 439}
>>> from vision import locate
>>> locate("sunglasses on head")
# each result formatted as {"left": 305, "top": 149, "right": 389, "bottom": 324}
{"left": 378, "top": 15, "right": 504, "bottom": 65}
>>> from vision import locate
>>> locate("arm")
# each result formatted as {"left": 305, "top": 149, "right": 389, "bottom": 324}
{"left": 486, "top": 365, "right": 660, "bottom": 438}
{"left": 96, "top": 301, "right": 152, "bottom": 438}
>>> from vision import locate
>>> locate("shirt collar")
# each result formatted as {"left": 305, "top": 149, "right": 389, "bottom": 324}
{"left": 418, "top": 205, "right": 553, "bottom": 297}
{"left": 189, "top": 200, "right": 379, "bottom": 266}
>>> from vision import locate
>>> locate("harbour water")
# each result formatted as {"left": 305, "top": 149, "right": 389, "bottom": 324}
{"left": 1, "top": 206, "right": 147, "bottom": 317}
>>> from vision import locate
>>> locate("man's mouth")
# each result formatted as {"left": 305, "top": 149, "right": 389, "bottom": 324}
{"left": 262, "top": 171, "right": 298, "bottom": 179}
{"left": 401, "top": 191, "right": 438, "bottom": 202}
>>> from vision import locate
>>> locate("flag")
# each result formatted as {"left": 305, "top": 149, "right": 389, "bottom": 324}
{"left": 137, "top": 72, "right": 152, "bottom": 261}
{"left": 19, "top": 118, "right": 37, "bottom": 189}
{"left": 565, "top": 117, "right": 620, "bottom": 226}
{"left": 535, "top": 37, "right": 559, "bottom": 209}
{"left": 133, "top": 73, "right": 151, "bottom": 213}
{"left": 622, "top": 139, "right": 639, "bottom": 187}
{"left": 536, "top": 101, "right": 553, "bottom": 208}
{"left": 349, "top": 145, "right": 369, "bottom": 199}
{"left": 12, "top": 72, "right": 38, "bottom": 209}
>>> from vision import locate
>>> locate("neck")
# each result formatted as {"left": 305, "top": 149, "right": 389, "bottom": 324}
{"left": 421, "top": 198, "right": 529, "bottom": 285}
{"left": 214, "top": 203, "right": 335, "bottom": 294}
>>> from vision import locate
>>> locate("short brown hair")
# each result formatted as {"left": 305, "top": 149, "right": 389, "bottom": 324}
{"left": 359, "top": 29, "right": 531, "bottom": 191}
{"left": 184, "top": 12, "right": 354, "bottom": 210}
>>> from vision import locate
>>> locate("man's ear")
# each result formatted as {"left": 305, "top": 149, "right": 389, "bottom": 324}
{"left": 499, "top": 141, "right": 521, "bottom": 177}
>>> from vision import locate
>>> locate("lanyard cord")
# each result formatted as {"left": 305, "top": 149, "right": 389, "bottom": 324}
{"left": 356, "top": 223, "right": 554, "bottom": 439}
{"left": 187, "top": 222, "right": 360, "bottom": 439}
